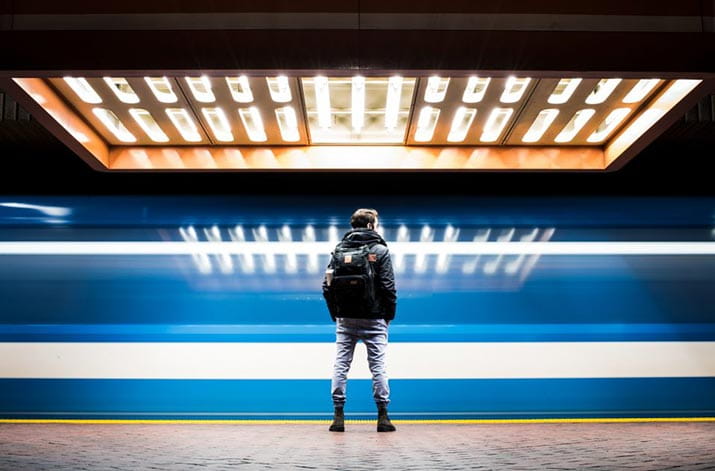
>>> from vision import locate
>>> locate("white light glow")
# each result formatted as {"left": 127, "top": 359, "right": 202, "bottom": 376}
{"left": 554, "top": 109, "right": 596, "bottom": 143}
{"left": 414, "top": 106, "right": 440, "bottom": 142}
{"left": 228, "top": 225, "right": 255, "bottom": 273}
{"left": 1, "top": 241, "right": 714, "bottom": 255}
{"left": 587, "top": 108, "right": 630, "bottom": 143}
{"left": 103, "top": 77, "right": 140, "bottom": 104}
{"left": 185, "top": 76, "right": 215, "bottom": 103}
{"left": 275, "top": 106, "right": 300, "bottom": 142}
{"left": 424, "top": 76, "right": 450, "bottom": 103}
{"left": 393, "top": 225, "right": 410, "bottom": 273}
{"left": 480, "top": 108, "right": 513, "bottom": 142}
{"left": 462, "top": 229, "right": 491, "bottom": 274}
{"left": 202, "top": 107, "right": 234, "bottom": 142}
{"left": 505, "top": 228, "right": 539, "bottom": 275}
{"left": 548, "top": 78, "right": 582, "bottom": 104}
{"left": 351, "top": 76, "right": 366, "bottom": 131}
{"left": 303, "top": 225, "right": 318, "bottom": 274}
{"left": 238, "top": 107, "right": 267, "bottom": 142}
{"left": 179, "top": 226, "right": 212, "bottom": 274}
{"left": 203, "top": 226, "right": 234, "bottom": 274}
{"left": 128, "top": 108, "right": 169, "bottom": 143}
{"left": 585, "top": 79, "right": 621, "bottom": 105}
{"left": 484, "top": 229, "right": 515, "bottom": 275}
{"left": 623, "top": 79, "right": 660, "bottom": 103}
{"left": 145, "top": 77, "right": 178, "bottom": 103}
{"left": 462, "top": 77, "right": 490, "bottom": 103}
{"left": 500, "top": 77, "right": 531, "bottom": 103}
{"left": 252, "top": 225, "right": 276, "bottom": 273}
{"left": 226, "top": 76, "right": 253, "bottom": 103}
{"left": 92, "top": 108, "right": 136, "bottom": 143}
{"left": 447, "top": 107, "right": 477, "bottom": 143}
{"left": 415, "top": 225, "right": 435, "bottom": 273}
{"left": 314, "top": 76, "right": 332, "bottom": 129}
{"left": 278, "top": 225, "right": 298, "bottom": 274}
{"left": 384, "top": 76, "right": 403, "bottom": 130}
{"left": 64, "top": 77, "right": 102, "bottom": 104}
{"left": 436, "top": 225, "right": 460, "bottom": 274}
{"left": 266, "top": 76, "right": 292, "bottom": 103}
{"left": 166, "top": 108, "right": 201, "bottom": 142}
{"left": 522, "top": 109, "right": 559, "bottom": 143}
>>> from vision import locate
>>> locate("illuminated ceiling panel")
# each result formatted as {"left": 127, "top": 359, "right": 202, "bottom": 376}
{"left": 3, "top": 74, "right": 708, "bottom": 171}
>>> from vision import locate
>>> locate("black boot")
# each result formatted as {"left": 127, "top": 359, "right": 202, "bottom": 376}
{"left": 329, "top": 406, "right": 345, "bottom": 432}
{"left": 377, "top": 404, "right": 396, "bottom": 432}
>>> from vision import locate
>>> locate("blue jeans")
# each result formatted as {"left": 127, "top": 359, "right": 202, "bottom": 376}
{"left": 331, "top": 317, "right": 390, "bottom": 407}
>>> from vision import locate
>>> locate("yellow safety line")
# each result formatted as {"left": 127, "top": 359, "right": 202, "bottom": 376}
{"left": 1, "top": 418, "right": 714, "bottom": 424}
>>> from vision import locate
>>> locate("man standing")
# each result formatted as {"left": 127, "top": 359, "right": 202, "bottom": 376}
{"left": 322, "top": 208, "right": 397, "bottom": 433}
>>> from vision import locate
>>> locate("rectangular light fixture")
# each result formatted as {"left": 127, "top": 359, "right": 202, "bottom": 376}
{"left": 145, "top": 77, "right": 178, "bottom": 103}
{"left": 462, "top": 77, "right": 490, "bottom": 103}
{"left": 239, "top": 107, "right": 267, "bottom": 142}
{"left": 64, "top": 77, "right": 102, "bottom": 104}
{"left": 128, "top": 108, "right": 168, "bottom": 143}
{"left": 275, "top": 106, "right": 300, "bottom": 142}
{"left": 585, "top": 79, "right": 621, "bottom": 105}
{"left": 266, "top": 76, "right": 291, "bottom": 103}
{"left": 554, "top": 109, "right": 596, "bottom": 143}
{"left": 202, "top": 107, "right": 234, "bottom": 142}
{"left": 8, "top": 72, "right": 706, "bottom": 171}
{"left": 185, "top": 76, "right": 215, "bottom": 103}
{"left": 447, "top": 107, "right": 476, "bottom": 142}
{"left": 226, "top": 76, "right": 253, "bottom": 103}
{"left": 622, "top": 79, "right": 660, "bottom": 103}
{"left": 522, "top": 109, "right": 559, "bottom": 143}
{"left": 103, "top": 77, "right": 140, "bottom": 104}
{"left": 587, "top": 108, "right": 630, "bottom": 143}
{"left": 92, "top": 108, "right": 136, "bottom": 142}
{"left": 500, "top": 77, "right": 531, "bottom": 103}
{"left": 384, "top": 76, "right": 403, "bottom": 130}
{"left": 481, "top": 108, "right": 513, "bottom": 142}
{"left": 313, "top": 76, "right": 331, "bottom": 129}
{"left": 351, "top": 76, "right": 365, "bottom": 131}
{"left": 414, "top": 106, "right": 440, "bottom": 142}
{"left": 424, "top": 76, "right": 449, "bottom": 103}
{"left": 548, "top": 78, "right": 582, "bottom": 104}
{"left": 166, "top": 108, "right": 201, "bottom": 142}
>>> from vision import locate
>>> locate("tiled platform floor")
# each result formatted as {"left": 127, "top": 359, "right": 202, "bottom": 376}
{"left": 1, "top": 422, "right": 715, "bottom": 470}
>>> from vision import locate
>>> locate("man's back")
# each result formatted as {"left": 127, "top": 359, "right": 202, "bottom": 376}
{"left": 322, "top": 227, "right": 397, "bottom": 321}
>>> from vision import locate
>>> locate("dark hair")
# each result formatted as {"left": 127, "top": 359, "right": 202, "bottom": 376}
{"left": 350, "top": 208, "right": 379, "bottom": 229}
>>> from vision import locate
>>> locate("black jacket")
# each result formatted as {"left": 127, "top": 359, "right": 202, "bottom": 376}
{"left": 322, "top": 228, "right": 397, "bottom": 322}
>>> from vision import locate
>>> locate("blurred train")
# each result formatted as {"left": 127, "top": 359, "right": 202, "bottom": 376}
{"left": 0, "top": 196, "right": 713, "bottom": 420}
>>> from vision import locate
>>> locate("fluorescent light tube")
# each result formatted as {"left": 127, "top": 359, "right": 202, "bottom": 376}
{"left": 447, "top": 107, "right": 476, "bottom": 142}
{"left": 239, "top": 107, "right": 267, "bottom": 142}
{"left": 92, "top": 108, "right": 136, "bottom": 142}
{"left": 166, "top": 108, "right": 201, "bottom": 142}
{"left": 64, "top": 77, "right": 102, "bottom": 104}
{"left": 202, "top": 107, "right": 234, "bottom": 142}
{"left": 226, "top": 76, "right": 253, "bottom": 103}
{"left": 128, "top": 108, "right": 168, "bottom": 142}
{"left": 266, "top": 76, "right": 292, "bottom": 103}
{"left": 103, "top": 77, "right": 139, "bottom": 104}
{"left": 480, "top": 108, "right": 513, "bottom": 142}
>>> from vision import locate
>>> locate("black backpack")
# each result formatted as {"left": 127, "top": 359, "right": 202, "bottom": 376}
{"left": 328, "top": 240, "right": 378, "bottom": 316}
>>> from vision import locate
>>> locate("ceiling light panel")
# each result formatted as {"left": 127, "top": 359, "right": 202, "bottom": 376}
{"left": 49, "top": 76, "right": 308, "bottom": 145}
{"left": 504, "top": 78, "right": 664, "bottom": 145}
{"left": 302, "top": 76, "right": 417, "bottom": 144}
{"left": 407, "top": 77, "right": 532, "bottom": 145}
{"left": 49, "top": 77, "right": 211, "bottom": 145}
{"left": 47, "top": 75, "right": 669, "bottom": 148}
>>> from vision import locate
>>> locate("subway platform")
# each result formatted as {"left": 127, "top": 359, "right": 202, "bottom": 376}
{"left": 1, "top": 421, "right": 714, "bottom": 470}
